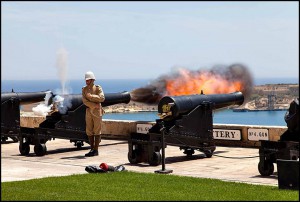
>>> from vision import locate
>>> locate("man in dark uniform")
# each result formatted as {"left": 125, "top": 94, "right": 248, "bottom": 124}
{"left": 82, "top": 71, "right": 105, "bottom": 157}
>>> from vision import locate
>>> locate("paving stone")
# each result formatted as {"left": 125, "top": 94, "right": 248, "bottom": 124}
{"left": 1, "top": 138, "right": 278, "bottom": 186}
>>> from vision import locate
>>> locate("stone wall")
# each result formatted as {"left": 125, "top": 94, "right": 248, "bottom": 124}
{"left": 20, "top": 115, "right": 287, "bottom": 148}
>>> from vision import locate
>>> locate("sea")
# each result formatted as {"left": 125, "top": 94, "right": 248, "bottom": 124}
{"left": 1, "top": 77, "right": 298, "bottom": 126}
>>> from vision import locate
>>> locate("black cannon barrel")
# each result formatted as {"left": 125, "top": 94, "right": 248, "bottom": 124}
{"left": 1, "top": 91, "right": 52, "bottom": 105}
{"left": 57, "top": 91, "right": 131, "bottom": 113}
{"left": 158, "top": 91, "right": 244, "bottom": 119}
{"left": 101, "top": 91, "right": 131, "bottom": 107}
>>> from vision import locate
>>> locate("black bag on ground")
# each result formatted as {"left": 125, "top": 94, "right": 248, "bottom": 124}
{"left": 85, "top": 165, "right": 107, "bottom": 173}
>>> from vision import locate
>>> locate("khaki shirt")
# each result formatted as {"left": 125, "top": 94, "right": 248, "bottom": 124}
{"left": 82, "top": 84, "right": 105, "bottom": 115}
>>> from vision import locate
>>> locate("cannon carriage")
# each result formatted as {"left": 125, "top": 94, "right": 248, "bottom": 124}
{"left": 258, "top": 98, "right": 299, "bottom": 176}
{"left": 1, "top": 90, "right": 131, "bottom": 156}
{"left": 18, "top": 91, "right": 131, "bottom": 156}
{"left": 1, "top": 90, "right": 51, "bottom": 143}
{"left": 128, "top": 91, "right": 244, "bottom": 166}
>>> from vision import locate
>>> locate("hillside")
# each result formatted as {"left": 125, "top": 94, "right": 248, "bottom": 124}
{"left": 240, "top": 83, "right": 299, "bottom": 110}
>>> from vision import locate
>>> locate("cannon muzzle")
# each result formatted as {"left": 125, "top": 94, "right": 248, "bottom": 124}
{"left": 279, "top": 98, "right": 299, "bottom": 142}
{"left": 1, "top": 90, "right": 52, "bottom": 105}
{"left": 284, "top": 98, "right": 299, "bottom": 132}
{"left": 158, "top": 91, "right": 244, "bottom": 119}
{"left": 56, "top": 91, "right": 131, "bottom": 114}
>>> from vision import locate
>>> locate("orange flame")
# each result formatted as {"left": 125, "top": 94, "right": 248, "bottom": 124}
{"left": 165, "top": 69, "right": 243, "bottom": 96}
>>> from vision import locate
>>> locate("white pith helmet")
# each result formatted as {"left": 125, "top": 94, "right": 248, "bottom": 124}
{"left": 85, "top": 71, "right": 96, "bottom": 80}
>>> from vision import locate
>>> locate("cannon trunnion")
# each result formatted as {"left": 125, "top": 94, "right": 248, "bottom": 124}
{"left": 128, "top": 92, "right": 244, "bottom": 166}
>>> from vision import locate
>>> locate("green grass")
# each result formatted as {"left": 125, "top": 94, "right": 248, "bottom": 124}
{"left": 1, "top": 171, "right": 298, "bottom": 201}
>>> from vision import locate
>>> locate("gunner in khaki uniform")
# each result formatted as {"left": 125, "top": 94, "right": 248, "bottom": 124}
{"left": 82, "top": 71, "right": 105, "bottom": 157}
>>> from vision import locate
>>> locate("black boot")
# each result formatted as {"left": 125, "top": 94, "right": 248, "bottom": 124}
{"left": 93, "top": 150, "right": 99, "bottom": 156}
{"left": 85, "top": 149, "right": 94, "bottom": 157}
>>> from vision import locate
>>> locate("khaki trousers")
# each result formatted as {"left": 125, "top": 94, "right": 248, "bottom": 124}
{"left": 85, "top": 108, "right": 102, "bottom": 136}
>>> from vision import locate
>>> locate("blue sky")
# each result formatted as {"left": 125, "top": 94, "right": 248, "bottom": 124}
{"left": 1, "top": 1, "right": 299, "bottom": 80}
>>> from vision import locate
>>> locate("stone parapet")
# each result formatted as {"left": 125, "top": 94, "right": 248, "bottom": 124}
{"left": 212, "top": 124, "right": 287, "bottom": 148}
{"left": 20, "top": 115, "right": 287, "bottom": 148}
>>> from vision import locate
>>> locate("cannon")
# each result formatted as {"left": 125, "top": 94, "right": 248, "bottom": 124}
{"left": 128, "top": 91, "right": 244, "bottom": 166}
{"left": 18, "top": 91, "right": 131, "bottom": 156}
{"left": 258, "top": 98, "right": 299, "bottom": 177}
{"left": 1, "top": 90, "right": 51, "bottom": 143}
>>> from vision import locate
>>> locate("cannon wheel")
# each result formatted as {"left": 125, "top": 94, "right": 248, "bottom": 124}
{"left": 76, "top": 141, "right": 83, "bottom": 149}
{"left": 34, "top": 143, "right": 47, "bottom": 156}
{"left": 128, "top": 150, "right": 140, "bottom": 164}
{"left": 149, "top": 151, "right": 162, "bottom": 166}
{"left": 204, "top": 150, "right": 213, "bottom": 158}
{"left": 184, "top": 148, "right": 195, "bottom": 157}
{"left": 19, "top": 142, "right": 30, "bottom": 155}
{"left": 258, "top": 160, "right": 274, "bottom": 176}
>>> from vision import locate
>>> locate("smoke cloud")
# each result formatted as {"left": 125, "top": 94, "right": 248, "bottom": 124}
{"left": 56, "top": 47, "right": 69, "bottom": 94}
{"left": 53, "top": 95, "right": 73, "bottom": 114}
{"left": 32, "top": 47, "right": 74, "bottom": 116}
{"left": 32, "top": 91, "right": 53, "bottom": 116}
{"left": 131, "top": 63, "right": 253, "bottom": 104}
{"left": 53, "top": 46, "right": 74, "bottom": 114}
